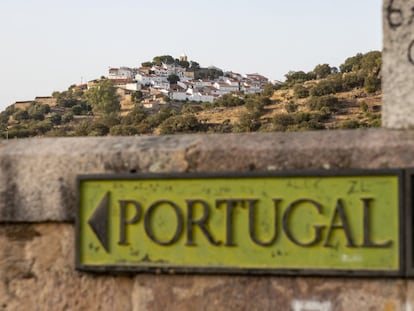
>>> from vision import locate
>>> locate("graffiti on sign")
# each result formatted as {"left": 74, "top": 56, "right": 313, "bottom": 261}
{"left": 387, "top": 0, "right": 414, "bottom": 64}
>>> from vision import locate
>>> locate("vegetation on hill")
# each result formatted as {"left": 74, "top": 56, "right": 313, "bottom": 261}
{"left": 0, "top": 51, "right": 382, "bottom": 139}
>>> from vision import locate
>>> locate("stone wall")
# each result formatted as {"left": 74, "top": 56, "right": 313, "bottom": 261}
{"left": 1, "top": 130, "right": 414, "bottom": 310}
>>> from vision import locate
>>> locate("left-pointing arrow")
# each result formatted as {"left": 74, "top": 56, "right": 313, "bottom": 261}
{"left": 88, "top": 192, "right": 110, "bottom": 253}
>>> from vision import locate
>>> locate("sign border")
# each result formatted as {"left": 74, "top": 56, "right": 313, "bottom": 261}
{"left": 76, "top": 169, "right": 405, "bottom": 277}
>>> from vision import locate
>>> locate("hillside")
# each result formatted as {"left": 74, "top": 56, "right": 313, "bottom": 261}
{"left": 0, "top": 51, "right": 381, "bottom": 138}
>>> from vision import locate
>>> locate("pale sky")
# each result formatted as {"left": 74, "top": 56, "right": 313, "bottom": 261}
{"left": 0, "top": 0, "right": 382, "bottom": 112}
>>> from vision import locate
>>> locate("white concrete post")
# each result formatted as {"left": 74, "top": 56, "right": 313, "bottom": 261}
{"left": 383, "top": 0, "right": 414, "bottom": 128}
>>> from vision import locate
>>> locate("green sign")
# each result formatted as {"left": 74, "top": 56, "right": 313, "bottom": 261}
{"left": 76, "top": 171, "right": 403, "bottom": 276}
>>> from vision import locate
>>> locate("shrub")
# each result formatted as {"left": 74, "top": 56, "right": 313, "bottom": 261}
{"left": 307, "top": 95, "right": 339, "bottom": 113}
{"left": 159, "top": 114, "right": 201, "bottom": 134}
{"left": 342, "top": 72, "right": 365, "bottom": 91}
{"left": 310, "top": 75, "right": 342, "bottom": 97}
{"left": 234, "top": 111, "right": 261, "bottom": 132}
{"left": 360, "top": 101, "right": 369, "bottom": 113}
{"left": 62, "top": 112, "right": 74, "bottom": 123}
{"left": 340, "top": 120, "right": 361, "bottom": 129}
{"left": 293, "top": 84, "right": 309, "bottom": 99}
{"left": 214, "top": 94, "right": 245, "bottom": 107}
{"left": 272, "top": 113, "right": 295, "bottom": 131}
{"left": 110, "top": 125, "right": 139, "bottom": 136}
{"left": 285, "top": 101, "right": 298, "bottom": 113}
{"left": 364, "top": 74, "right": 381, "bottom": 94}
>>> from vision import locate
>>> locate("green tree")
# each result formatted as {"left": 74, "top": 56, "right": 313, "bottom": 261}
{"left": 312, "top": 64, "right": 332, "bottom": 79}
{"left": 152, "top": 55, "right": 175, "bottom": 66}
{"left": 262, "top": 83, "right": 275, "bottom": 97}
{"left": 339, "top": 53, "right": 363, "bottom": 73}
{"left": 72, "top": 105, "right": 84, "bottom": 115}
{"left": 284, "top": 71, "right": 314, "bottom": 86}
{"left": 234, "top": 111, "right": 261, "bottom": 132}
{"left": 122, "top": 105, "right": 147, "bottom": 125}
{"left": 178, "top": 60, "right": 190, "bottom": 69}
{"left": 167, "top": 74, "right": 180, "bottom": 84}
{"left": 86, "top": 79, "right": 120, "bottom": 115}
{"left": 27, "top": 102, "right": 50, "bottom": 119}
{"left": 310, "top": 74, "right": 342, "bottom": 97}
{"left": 13, "top": 110, "right": 29, "bottom": 121}
{"left": 49, "top": 112, "right": 62, "bottom": 125}
{"left": 190, "top": 61, "right": 200, "bottom": 70}
{"left": 364, "top": 74, "right": 381, "bottom": 94}
{"left": 361, "top": 51, "right": 381, "bottom": 74}
{"left": 342, "top": 72, "right": 365, "bottom": 90}
{"left": 141, "top": 61, "right": 153, "bottom": 68}
{"left": 55, "top": 88, "right": 85, "bottom": 108}
{"left": 131, "top": 91, "right": 143, "bottom": 104}
{"left": 62, "top": 112, "right": 74, "bottom": 123}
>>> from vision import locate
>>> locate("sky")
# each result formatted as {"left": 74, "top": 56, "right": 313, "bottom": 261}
{"left": 0, "top": 0, "right": 382, "bottom": 112}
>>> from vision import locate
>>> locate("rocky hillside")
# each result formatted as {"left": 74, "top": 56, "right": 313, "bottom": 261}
{"left": 0, "top": 51, "right": 381, "bottom": 138}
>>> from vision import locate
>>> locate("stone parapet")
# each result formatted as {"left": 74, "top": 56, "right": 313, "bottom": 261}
{"left": 1, "top": 129, "right": 414, "bottom": 223}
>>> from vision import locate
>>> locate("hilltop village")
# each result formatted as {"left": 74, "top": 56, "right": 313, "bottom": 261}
{"left": 0, "top": 51, "right": 382, "bottom": 138}
{"left": 105, "top": 54, "right": 270, "bottom": 111}
{"left": 11, "top": 54, "right": 270, "bottom": 115}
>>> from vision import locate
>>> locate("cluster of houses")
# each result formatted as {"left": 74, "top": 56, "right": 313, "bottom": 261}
{"left": 106, "top": 54, "right": 270, "bottom": 109}
{"left": 11, "top": 55, "right": 271, "bottom": 114}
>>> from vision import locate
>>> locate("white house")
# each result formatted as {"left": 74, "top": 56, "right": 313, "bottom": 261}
{"left": 108, "top": 67, "right": 135, "bottom": 80}
{"left": 189, "top": 92, "right": 215, "bottom": 103}
{"left": 135, "top": 73, "right": 152, "bottom": 85}
{"left": 213, "top": 82, "right": 239, "bottom": 94}
{"left": 170, "top": 91, "right": 188, "bottom": 101}
{"left": 241, "top": 83, "right": 261, "bottom": 94}
{"left": 124, "top": 82, "right": 141, "bottom": 91}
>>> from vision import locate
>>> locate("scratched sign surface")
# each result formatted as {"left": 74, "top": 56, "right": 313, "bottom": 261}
{"left": 76, "top": 171, "right": 402, "bottom": 275}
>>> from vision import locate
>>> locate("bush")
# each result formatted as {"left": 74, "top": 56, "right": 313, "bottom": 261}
{"left": 234, "top": 111, "right": 261, "bottom": 132}
{"left": 310, "top": 75, "right": 342, "bottom": 97}
{"left": 88, "top": 122, "right": 110, "bottom": 136}
{"left": 342, "top": 72, "right": 365, "bottom": 91}
{"left": 208, "top": 119, "right": 233, "bottom": 133}
{"left": 122, "top": 106, "right": 147, "bottom": 125}
{"left": 214, "top": 94, "right": 245, "bottom": 107}
{"left": 360, "top": 101, "right": 369, "bottom": 113}
{"left": 285, "top": 101, "right": 298, "bottom": 113}
{"left": 49, "top": 113, "right": 62, "bottom": 125}
{"left": 340, "top": 120, "right": 361, "bottom": 129}
{"left": 364, "top": 74, "right": 381, "bottom": 94}
{"left": 31, "top": 120, "right": 53, "bottom": 135}
{"left": 7, "top": 127, "right": 33, "bottom": 138}
{"left": 62, "top": 112, "right": 74, "bottom": 123}
{"left": 110, "top": 125, "right": 139, "bottom": 136}
{"left": 13, "top": 110, "right": 29, "bottom": 121}
{"left": 245, "top": 98, "right": 266, "bottom": 114}
{"left": 293, "top": 84, "right": 309, "bottom": 98}
{"left": 159, "top": 114, "right": 201, "bottom": 134}
{"left": 284, "top": 71, "right": 314, "bottom": 86}
{"left": 272, "top": 114, "right": 295, "bottom": 131}
{"left": 307, "top": 95, "right": 340, "bottom": 113}
{"left": 181, "top": 104, "right": 203, "bottom": 114}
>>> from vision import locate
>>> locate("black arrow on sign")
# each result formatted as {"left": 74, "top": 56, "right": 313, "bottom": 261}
{"left": 88, "top": 192, "right": 110, "bottom": 253}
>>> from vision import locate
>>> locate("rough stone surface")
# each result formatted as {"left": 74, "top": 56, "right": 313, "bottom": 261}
{"left": 0, "top": 223, "right": 412, "bottom": 311}
{"left": 2, "top": 130, "right": 414, "bottom": 222}
{"left": 383, "top": 0, "right": 414, "bottom": 128}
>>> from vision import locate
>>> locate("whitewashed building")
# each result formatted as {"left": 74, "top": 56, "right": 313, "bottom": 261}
{"left": 108, "top": 67, "right": 135, "bottom": 80}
